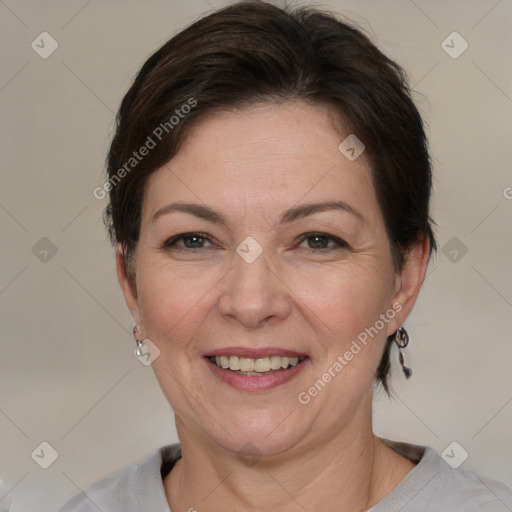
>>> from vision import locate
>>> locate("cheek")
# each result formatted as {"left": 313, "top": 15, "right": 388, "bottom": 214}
{"left": 286, "top": 262, "right": 395, "bottom": 393}
{"left": 135, "top": 248, "right": 395, "bottom": 363}
{"left": 290, "top": 261, "right": 393, "bottom": 339}
{"left": 136, "top": 259, "right": 223, "bottom": 349}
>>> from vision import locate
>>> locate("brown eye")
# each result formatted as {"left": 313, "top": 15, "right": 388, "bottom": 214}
{"left": 182, "top": 235, "right": 206, "bottom": 248}
{"left": 164, "top": 232, "right": 212, "bottom": 250}
{"left": 298, "top": 232, "right": 348, "bottom": 251}
{"left": 307, "top": 235, "right": 330, "bottom": 249}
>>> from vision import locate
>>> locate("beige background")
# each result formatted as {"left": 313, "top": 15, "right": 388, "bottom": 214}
{"left": 0, "top": 0, "right": 511, "bottom": 510}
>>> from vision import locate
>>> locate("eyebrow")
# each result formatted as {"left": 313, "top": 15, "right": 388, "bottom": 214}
{"left": 151, "top": 200, "right": 365, "bottom": 226}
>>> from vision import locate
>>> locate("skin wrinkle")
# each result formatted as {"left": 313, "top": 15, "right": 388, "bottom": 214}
{"left": 116, "top": 101, "right": 430, "bottom": 511}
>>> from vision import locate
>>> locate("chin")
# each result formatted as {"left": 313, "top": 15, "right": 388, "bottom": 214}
{"left": 205, "top": 410, "right": 312, "bottom": 460}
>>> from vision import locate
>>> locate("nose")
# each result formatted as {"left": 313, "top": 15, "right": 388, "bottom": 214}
{"left": 217, "top": 248, "right": 292, "bottom": 329}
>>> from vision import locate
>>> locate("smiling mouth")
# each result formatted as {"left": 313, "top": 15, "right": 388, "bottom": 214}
{"left": 208, "top": 355, "right": 307, "bottom": 376}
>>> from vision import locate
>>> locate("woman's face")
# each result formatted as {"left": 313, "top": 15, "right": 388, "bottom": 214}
{"left": 118, "top": 101, "right": 425, "bottom": 456}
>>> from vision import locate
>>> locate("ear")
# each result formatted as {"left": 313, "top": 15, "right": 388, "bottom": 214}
{"left": 386, "top": 235, "right": 431, "bottom": 335}
{"left": 116, "top": 244, "right": 142, "bottom": 328}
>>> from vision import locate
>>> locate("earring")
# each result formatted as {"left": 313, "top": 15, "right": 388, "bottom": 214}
{"left": 133, "top": 326, "right": 144, "bottom": 357}
{"left": 394, "top": 326, "right": 412, "bottom": 379}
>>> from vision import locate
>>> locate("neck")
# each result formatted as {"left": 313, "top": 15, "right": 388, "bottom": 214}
{"left": 164, "top": 399, "right": 413, "bottom": 512}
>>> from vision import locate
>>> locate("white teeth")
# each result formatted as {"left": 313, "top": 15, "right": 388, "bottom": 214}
{"left": 228, "top": 356, "right": 240, "bottom": 371}
{"left": 239, "top": 358, "right": 255, "bottom": 372}
{"left": 254, "top": 357, "right": 271, "bottom": 372}
{"left": 270, "top": 356, "right": 282, "bottom": 370}
{"left": 212, "top": 355, "right": 304, "bottom": 373}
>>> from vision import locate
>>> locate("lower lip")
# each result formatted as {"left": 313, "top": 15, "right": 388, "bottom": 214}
{"left": 205, "top": 357, "right": 309, "bottom": 392}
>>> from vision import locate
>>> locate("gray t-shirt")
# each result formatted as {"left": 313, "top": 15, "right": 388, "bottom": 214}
{"left": 58, "top": 440, "right": 512, "bottom": 511}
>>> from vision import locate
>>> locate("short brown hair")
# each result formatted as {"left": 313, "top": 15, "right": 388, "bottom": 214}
{"left": 104, "top": 0, "right": 436, "bottom": 393}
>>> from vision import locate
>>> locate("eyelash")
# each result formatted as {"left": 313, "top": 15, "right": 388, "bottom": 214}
{"left": 163, "top": 232, "right": 212, "bottom": 251}
{"left": 297, "top": 232, "right": 349, "bottom": 252}
{"left": 163, "top": 232, "right": 348, "bottom": 252}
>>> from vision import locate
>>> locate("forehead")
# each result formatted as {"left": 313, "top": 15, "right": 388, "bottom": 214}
{"left": 141, "top": 101, "right": 379, "bottom": 226}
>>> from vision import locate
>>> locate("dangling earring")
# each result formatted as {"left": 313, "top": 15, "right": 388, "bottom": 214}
{"left": 133, "top": 326, "right": 144, "bottom": 357}
{"left": 394, "top": 326, "right": 412, "bottom": 379}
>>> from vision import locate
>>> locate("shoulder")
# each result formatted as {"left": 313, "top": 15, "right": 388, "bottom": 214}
{"left": 58, "top": 444, "right": 181, "bottom": 512}
{"left": 374, "top": 440, "right": 512, "bottom": 512}
{"left": 434, "top": 459, "right": 512, "bottom": 511}
{"left": 58, "top": 464, "right": 139, "bottom": 512}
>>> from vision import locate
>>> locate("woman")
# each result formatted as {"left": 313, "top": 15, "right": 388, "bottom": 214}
{"left": 60, "top": 1, "right": 512, "bottom": 510}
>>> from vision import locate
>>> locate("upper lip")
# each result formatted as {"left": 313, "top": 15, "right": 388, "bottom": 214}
{"left": 204, "top": 347, "right": 307, "bottom": 359}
